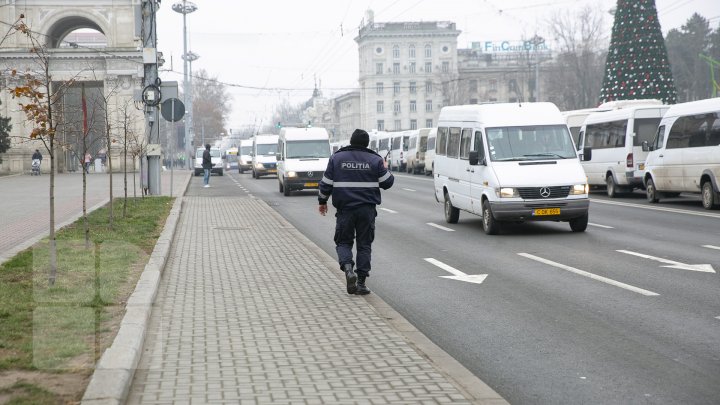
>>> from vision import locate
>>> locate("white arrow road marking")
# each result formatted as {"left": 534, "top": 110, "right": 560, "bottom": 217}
{"left": 424, "top": 258, "right": 488, "bottom": 284}
{"left": 703, "top": 245, "right": 720, "bottom": 251}
{"left": 402, "top": 188, "right": 416, "bottom": 192}
{"left": 518, "top": 253, "right": 659, "bottom": 296}
{"left": 588, "top": 223, "right": 614, "bottom": 229}
{"left": 379, "top": 208, "right": 398, "bottom": 214}
{"left": 426, "top": 222, "right": 455, "bottom": 232}
{"left": 617, "top": 250, "right": 716, "bottom": 273}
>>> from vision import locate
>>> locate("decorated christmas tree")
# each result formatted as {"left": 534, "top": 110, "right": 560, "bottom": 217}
{"left": 599, "top": 0, "right": 677, "bottom": 104}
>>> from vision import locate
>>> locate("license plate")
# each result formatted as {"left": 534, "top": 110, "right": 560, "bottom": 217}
{"left": 304, "top": 182, "right": 319, "bottom": 187}
{"left": 638, "top": 163, "right": 645, "bottom": 170}
{"left": 533, "top": 208, "right": 560, "bottom": 216}
{"left": 268, "top": 169, "right": 277, "bottom": 173}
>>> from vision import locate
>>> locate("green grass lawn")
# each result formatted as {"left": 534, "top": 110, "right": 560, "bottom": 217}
{"left": 0, "top": 196, "right": 173, "bottom": 373}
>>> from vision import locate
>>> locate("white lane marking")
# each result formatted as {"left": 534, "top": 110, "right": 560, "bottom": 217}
{"left": 426, "top": 222, "right": 455, "bottom": 232}
{"left": 518, "top": 253, "right": 659, "bottom": 296}
{"left": 715, "top": 316, "right": 720, "bottom": 321}
{"left": 379, "top": 208, "right": 398, "bottom": 214}
{"left": 703, "top": 245, "right": 720, "bottom": 251}
{"left": 588, "top": 222, "right": 614, "bottom": 229}
{"left": 591, "top": 199, "right": 720, "bottom": 219}
{"left": 617, "top": 250, "right": 715, "bottom": 273}
{"left": 402, "top": 188, "right": 416, "bottom": 192}
{"left": 423, "top": 258, "right": 488, "bottom": 284}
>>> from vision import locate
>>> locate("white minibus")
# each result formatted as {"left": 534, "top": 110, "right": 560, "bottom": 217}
{"left": 406, "top": 128, "right": 429, "bottom": 174}
{"left": 433, "top": 102, "right": 591, "bottom": 235}
{"left": 642, "top": 97, "right": 720, "bottom": 209}
{"left": 251, "top": 134, "right": 279, "bottom": 178}
{"left": 238, "top": 138, "right": 253, "bottom": 173}
{"left": 424, "top": 128, "right": 437, "bottom": 176}
{"left": 579, "top": 101, "right": 669, "bottom": 197}
{"left": 375, "top": 131, "right": 391, "bottom": 164}
{"left": 276, "top": 127, "right": 331, "bottom": 196}
{"left": 389, "top": 131, "right": 411, "bottom": 171}
{"left": 562, "top": 107, "right": 610, "bottom": 149}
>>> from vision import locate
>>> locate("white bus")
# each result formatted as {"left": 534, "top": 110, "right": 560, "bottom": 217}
{"left": 276, "top": 127, "right": 331, "bottom": 196}
{"left": 406, "top": 128, "right": 430, "bottom": 174}
{"left": 251, "top": 134, "right": 279, "bottom": 178}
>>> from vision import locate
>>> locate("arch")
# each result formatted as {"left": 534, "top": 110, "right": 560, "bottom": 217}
{"left": 43, "top": 12, "right": 109, "bottom": 48}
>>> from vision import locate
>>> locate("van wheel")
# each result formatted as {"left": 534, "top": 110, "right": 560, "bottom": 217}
{"left": 239, "top": 168, "right": 244, "bottom": 174}
{"left": 701, "top": 181, "right": 719, "bottom": 210}
{"left": 482, "top": 200, "right": 500, "bottom": 235}
{"left": 278, "top": 180, "right": 284, "bottom": 193}
{"left": 569, "top": 212, "right": 589, "bottom": 232}
{"left": 606, "top": 175, "right": 618, "bottom": 198}
{"left": 646, "top": 178, "right": 659, "bottom": 203}
{"left": 444, "top": 193, "right": 459, "bottom": 224}
{"left": 283, "top": 180, "right": 291, "bottom": 196}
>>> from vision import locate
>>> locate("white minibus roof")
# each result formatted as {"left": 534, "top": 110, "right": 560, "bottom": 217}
{"left": 280, "top": 127, "right": 329, "bottom": 141}
{"left": 597, "top": 99, "right": 663, "bottom": 110}
{"left": 661, "top": 97, "right": 720, "bottom": 119}
{"left": 254, "top": 134, "right": 279, "bottom": 144}
{"left": 583, "top": 105, "right": 670, "bottom": 125}
{"left": 439, "top": 102, "right": 564, "bottom": 127}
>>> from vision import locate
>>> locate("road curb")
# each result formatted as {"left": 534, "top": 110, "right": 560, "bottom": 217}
{"left": 260, "top": 199, "right": 509, "bottom": 405}
{"left": 81, "top": 173, "right": 190, "bottom": 404}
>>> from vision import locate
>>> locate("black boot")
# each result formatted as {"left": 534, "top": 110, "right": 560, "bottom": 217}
{"left": 343, "top": 263, "right": 357, "bottom": 294}
{"left": 355, "top": 275, "right": 371, "bottom": 295}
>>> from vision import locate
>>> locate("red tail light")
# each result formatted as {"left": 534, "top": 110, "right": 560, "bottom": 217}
{"left": 626, "top": 153, "right": 633, "bottom": 168}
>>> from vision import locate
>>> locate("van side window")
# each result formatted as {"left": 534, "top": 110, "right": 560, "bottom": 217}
{"left": 666, "top": 114, "right": 720, "bottom": 149}
{"left": 474, "top": 131, "right": 485, "bottom": 159}
{"left": 577, "top": 130, "right": 584, "bottom": 151}
{"left": 427, "top": 136, "right": 436, "bottom": 151}
{"left": 459, "top": 128, "right": 472, "bottom": 159}
{"left": 653, "top": 125, "right": 665, "bottom": 150}
{"left": 633, "top": 118, "right": 663, "bottom": 146}
{"left": 585, "top": 120, "right": 627, "bottom": 149}
{"left": 437, "top": 127, "right": 448, "bottom": 156}
{"left": 447, "top": 127, "right": 461, "bottom": 158}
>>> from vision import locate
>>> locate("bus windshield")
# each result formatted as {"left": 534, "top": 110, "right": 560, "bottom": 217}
{"left": 286, "top": 140, "right": 330, "bottom": 159}
{"left": 256, "top": 144, "right": 278, "bottom": 156}
{"left": 486, "top": 125, "right": 577, "bottom": 161}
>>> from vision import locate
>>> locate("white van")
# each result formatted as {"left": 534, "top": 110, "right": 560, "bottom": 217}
{"left": 251, "top": 134, "right": 279, "bottom": 178}
{"left": 276, "top": 127, "right": 331, "bottom": 196}
{"left": 238, "top": 138, "right": 253, "bottom": 173}
{"left": 406, "top": 128, "right": 429, "bottom": 174}
{"left": 389, "top": 131, "right": 411, "bottom": 171}
{"left": 375, "top": 131, "right": 391, "bottom": 164}
{"left": 562, "top": 107, "right": 610, "bottom": 149}
{"left": 424, "top": 128, "right": 437, "bottom": 176}
{"left": 433, "top": 103, "right": 591, "bottom": 235}
{"left": 579, "top": 101, "right": 669, "bottom": 197}
{"left": 194, "top": 147, "right": 223, "bottom": 176}
{"left": 642, "top": 97, "right": 720, "bottom": 209}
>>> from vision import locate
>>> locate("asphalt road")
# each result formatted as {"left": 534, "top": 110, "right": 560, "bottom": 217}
{"left": 200, "top": 169, "right": 720, "bottom": 405}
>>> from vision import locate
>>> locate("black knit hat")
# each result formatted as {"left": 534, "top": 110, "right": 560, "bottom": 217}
{"left": 350, "top": 129, "right": 369, "bottom": 147}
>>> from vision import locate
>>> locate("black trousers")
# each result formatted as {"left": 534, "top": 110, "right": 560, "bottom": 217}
{"left": 334, "top": 204, "right": 376, "bottom": 278}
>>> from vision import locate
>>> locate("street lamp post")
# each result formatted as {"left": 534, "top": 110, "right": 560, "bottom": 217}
{"left": 172, "top": 0, "right": 197, "bottom": 168}
{"left": 528, "top": 35, "right": 545, "bottom": 102}
{"left": 183, "top": 50, "right": 199, "bottom": 148}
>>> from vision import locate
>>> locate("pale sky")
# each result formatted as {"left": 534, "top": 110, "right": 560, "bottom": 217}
{"left": 154, "top": 0, "right": 719, "bottom": 133}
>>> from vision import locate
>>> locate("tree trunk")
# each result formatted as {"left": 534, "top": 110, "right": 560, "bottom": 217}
{"left": 108, "top": 139, "right": 113, "bottom": 230}
{"left": 48, "top": 136, "right": 57, "bottom": 285}
{"left": 83, "top": 136, "right": 89, "bottom": 250}
{"left": 123, "top": 131, "right": 128, "bottom": 218}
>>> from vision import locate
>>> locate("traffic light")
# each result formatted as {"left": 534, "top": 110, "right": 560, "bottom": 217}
{"left": 276, "top": 122, "right": 282, "bottom": 129}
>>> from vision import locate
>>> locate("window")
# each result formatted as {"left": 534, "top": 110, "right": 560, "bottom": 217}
{"left": 425, "top": 99, "right": 433, "bottom": 112}
{"left": 410, "top": 119, "right": 417, "bottom": 130}
{"left": 508, "top": 79, "right": 518, "bottom": 93}
{"left": 409, "top": 81, "right": 417, "bottom": 93}
{"left": 377, "top": 120, "right": 385, "bottom": 131}
{"left": 585, "top": 120, "right": 627, "bottom": 149}
{"left": 393, "top": 63, "right": 400, "bottom": 74}
{"left": 436, "top": 127, "right": 448, "bottom": 156}
{"left": 426, "top": 119, "right": 433, "bottom": 128}
{"left": 409, "top": 45, "right": 416, "bottom": 59}
{"left": 394, "top": 100, "right": 401, "bottom": 113}
{"left": 425, "top": 81, "right": 433, "bottom": 93}
{"left": 470, "top": 98, "right": 478, "bottom": 104}
{"left": 376, "top": 82, "right": 384, "bottom": 95}
{"left": 442, "top": 61, "right": 449, "bottom": 73}
{"left": 410, "top": 100, "right": 417, "bottom": 112}
{"left": 394, "top": 120, "right": 401, "bottom": 130}
{"left": 485, "top": 125, "right": 576, "bottom": 161}
{"left": 633, "top": 118, "right": 663, "bottom": 146}
{"left": 469, "top": 79, "right": 478, "bottom": 93}
{"left": 460, "top": 128, "right": 472, "bottom": 159}
{"left": 447, "top": 127, "right": 461, "bottom": 158}
{"left": 409, "top": 62, "right": 416, "bottom": 74}
{"left": 425, "top": 44, "right": 432, "bottom": 58}
{"left": 394, "top": 81, "right": 400, "bottom": 95}
{"left": 376, "top": 63, "right": 384, "bottom": 75}
{"left": 653, "top": 125, "right": 666, "bottom": 150}
{"left": 489, "top": 80, "right": 497, "bottom": 91}
{"left": 474, "top": 130, "right": 485, "bottom": 160}
{"left": 667, "top": 112, "right": 720, "bottom": 149}
{"left": 377, "top": 101, "right": 384, "bottom": 113}
{"left": 393, "top": 45, "right": 400, "bottom": 58}
{"left": 425, "top": 62, "right": 432, "bottom": 73}
{"left": 427, "top": 136, "right": 436, "bottom": 151}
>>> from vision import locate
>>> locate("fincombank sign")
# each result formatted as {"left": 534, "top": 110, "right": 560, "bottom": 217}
{"left": 471, "top": 40, "right": 550, "bottom": 53}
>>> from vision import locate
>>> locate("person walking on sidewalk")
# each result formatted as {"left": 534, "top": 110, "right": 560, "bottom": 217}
{"left": 318, "top": 129, "right": 394, "bottom": 295}
{"left": 202, "top": 143, "right": 213, "bottom": 187}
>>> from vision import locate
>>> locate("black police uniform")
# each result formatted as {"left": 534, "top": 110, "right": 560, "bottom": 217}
{"left": 318, "top": 144, "right": 394, "bottom": 282}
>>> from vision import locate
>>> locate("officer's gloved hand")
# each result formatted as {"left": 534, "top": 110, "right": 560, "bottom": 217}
{"left": 318, "top": 204, "right": 328, "bottom": 216}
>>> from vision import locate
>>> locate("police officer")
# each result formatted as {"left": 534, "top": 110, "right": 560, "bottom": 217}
{"left": 318, "top": 129, "right": 394, "bottom": 295}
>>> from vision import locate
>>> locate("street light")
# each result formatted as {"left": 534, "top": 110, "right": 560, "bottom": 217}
{"left": 172, "top": 0, "right": 197, "bottom": 167}
{"left": 183, "top": 51, "right": 200, "bottom": 145}
{"left": 527, "top": 35, "right": 545, "bottom": 102}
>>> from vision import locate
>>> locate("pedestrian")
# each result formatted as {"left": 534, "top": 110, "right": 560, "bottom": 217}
{"left": 31, "top": 149, "right": 42, "bottom": 175}
{"left": 84, "top": 152, "right": 92, "bottom": 173}
{"left": 318, "top": 129, "right": 394, "bottom": 295}
{"left": 202, "top": 143, "right": 212, "bottom": 187}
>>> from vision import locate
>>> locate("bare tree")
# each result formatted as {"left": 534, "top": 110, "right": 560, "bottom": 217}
{"left": 191, "top": 69, "right": 231, "bottom": 144}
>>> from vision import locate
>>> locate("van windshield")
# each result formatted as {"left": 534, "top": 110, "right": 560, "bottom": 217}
{"left": 240, "top": 146, "right": 252, "bottom": 155}
{"left": 418, "top": 136, "right": 428, "bottom": 152}
{"left": 286, "top": 140, "right": 330, "bottom": 159}
{"left": 486, "top": 125, "right": 577, "bottom": 161}
{"left": 256, "top": 144, "right": 278, "bottom": 156}
{"left": 196, "top": 149, "right": 221, "bottom": 158}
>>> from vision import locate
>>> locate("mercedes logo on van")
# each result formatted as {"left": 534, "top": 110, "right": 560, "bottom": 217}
{"left": 539, "top": 187, "right": 551, "bottom": 198}
{"left": 307, "top": 171, "right": 313, "bottom": 178}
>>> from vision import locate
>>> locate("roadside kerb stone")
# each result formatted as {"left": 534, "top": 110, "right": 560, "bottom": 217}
{"left": 81, "top": 173, "right": 189, "bottom": 404}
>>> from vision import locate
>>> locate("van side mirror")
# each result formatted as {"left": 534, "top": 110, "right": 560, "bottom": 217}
{"left": 276, "top": 152, "right": 282, "bottom": 160}
{"left": 641, "top": 141, "right": 653, "bottom": 152}
{"left": 581, "top": 147, "right": 592, "bottom": 162}
{"left": 468, "top": 151, "right": 486, "bottom": 166}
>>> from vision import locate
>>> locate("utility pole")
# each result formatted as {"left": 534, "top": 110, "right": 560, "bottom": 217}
{"left": 142, "top": 0, "right": 162, "bottom": 195}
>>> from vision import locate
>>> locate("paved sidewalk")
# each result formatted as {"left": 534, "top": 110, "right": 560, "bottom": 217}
{"left": 126, "top": 196, "right": 499, "bottom": 404}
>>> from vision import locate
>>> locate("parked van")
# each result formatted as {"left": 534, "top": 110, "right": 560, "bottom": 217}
{"left": 389, "top": 131, "right": 411, "bottom": 171}
{"left": 579, "top": 100, "right": 669, "bottom": 197}
{"left": 424, "top": 127, "right": 437, "bottom": 176}
{"left": 375, "top": 131, "right": 391, "bottom": 164}
{"left": 238, "top": 138, "right": 253, "bottom": 173}
{"left": 433, "top": 102, "right": 591, "bottom": 234}
{"left": 251, "top": 134, "right": 279, "bottom": 178}
{"left": 276, "top": 127, "right": 331, "bottom": 196}
{"left": 642, "top": 97, "right": 720, "bottom": 209}
{"left": 194, "top": 147, "right": 223, "bottom": 176}
{"left": 407, "top": 128, "right": 429, "bottom": 174}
